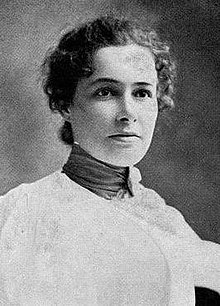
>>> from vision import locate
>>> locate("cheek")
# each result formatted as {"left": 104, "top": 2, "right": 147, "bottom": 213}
{"left": 87, "top": 103, "right": 116, "bottom": 126}
{"left": 139, "top": 101, "right": 158, "bottom": 120}
{"left": 139, "top": 104, "right": 158, "bottom": 131}
{"left": 73, "top": 103, "right": 114, "bottom": 134}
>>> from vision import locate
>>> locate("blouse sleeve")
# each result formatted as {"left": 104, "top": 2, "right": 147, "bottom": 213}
{"left": 0, "top": 184, "right": 26, "bottom": 305}
{"left": 161, "top": 202, "right": 220, "bottom": 293}
{"left": 189, "top": 240, "right": 220, "bottom": 294}
{"left": 148, "top": 190, "right": 220, "bottom": 293}
{"left": 154, "top": 192, "right": 220, "bottom": 294}
{"left": 132, "top": 187, "right": 220, "bottom": 294}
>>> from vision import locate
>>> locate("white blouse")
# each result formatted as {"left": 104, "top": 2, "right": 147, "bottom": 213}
{"left": 0, "top": 169, "right": 220, "bottom": 305}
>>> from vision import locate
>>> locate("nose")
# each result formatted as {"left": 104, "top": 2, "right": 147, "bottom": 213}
{"left": 116, "top": 93, "right": 137, "bottom": 123}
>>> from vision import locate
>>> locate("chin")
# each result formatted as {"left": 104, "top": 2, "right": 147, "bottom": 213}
{"left": 87, "top": 142, "right": 149, "bottom": 167}
{"left": 106, "top": 151, "right": 147, "bottom": 167}
{"left": 101, "top": 139, "right": 151, "bottom": 167}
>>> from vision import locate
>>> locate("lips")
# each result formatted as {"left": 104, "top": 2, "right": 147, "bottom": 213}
{"left": 109, "top": 132, "right": 140, "bottom": 138}
{"left": 108, "top": 133, "right": 141, "bottom": 144}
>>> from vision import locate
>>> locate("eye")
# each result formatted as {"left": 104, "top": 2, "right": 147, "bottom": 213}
{"left": 133, "top": 88, "right": 152, "bottom": 99}
{"left": 94, "top": 87, "right": 115, "bottom": 98}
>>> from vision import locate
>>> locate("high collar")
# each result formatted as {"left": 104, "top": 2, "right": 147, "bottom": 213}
{"left": 62, "top": 143, "right": 141, "bottom": 200}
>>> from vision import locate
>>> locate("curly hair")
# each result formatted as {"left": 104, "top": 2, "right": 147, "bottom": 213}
{"left": 42, "top": 15, "right": 176, "bottom": 145}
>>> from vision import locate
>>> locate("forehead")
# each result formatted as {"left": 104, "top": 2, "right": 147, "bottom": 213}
{"left": 91, "top": 44, "right": 157, "bottom": 82}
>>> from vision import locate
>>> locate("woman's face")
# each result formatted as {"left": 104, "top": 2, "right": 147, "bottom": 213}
{"left": 67, "top": 44, "right": 158, "bottom": 166}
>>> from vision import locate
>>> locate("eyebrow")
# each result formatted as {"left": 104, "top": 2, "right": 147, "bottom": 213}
{"left": 90, "top": 77, "right": 153, "bottom": 87}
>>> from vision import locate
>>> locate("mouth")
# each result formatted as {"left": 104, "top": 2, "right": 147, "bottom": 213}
{"left": 109, "top": 133, "right": 140, "bottom": 138}
{"left": 108, "top": 133, "right": 140, "bottom": 143}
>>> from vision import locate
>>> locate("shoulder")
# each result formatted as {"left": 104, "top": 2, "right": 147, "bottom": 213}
{"left": 0, "top": 183, "right": 26, "bottom": 235}
{"left": 127, "top": 184, "right": 201, "bottom": 241}
{"left": 0, "top": 171, "right": 60, "bottom": 203}
{"left": 0, "top": 170, "right": 72, "bottom": 200}
{"left": 0, "top": 171, "right": 70, "bottom": 233}
{"left": 134, "top": 185, "right": 182, "bottom": 222}
{"left": 0, "top": 170, "right": 80, "bottom": 267}
{"left": 0, "top": 170, "right": 99, "bottom": 233}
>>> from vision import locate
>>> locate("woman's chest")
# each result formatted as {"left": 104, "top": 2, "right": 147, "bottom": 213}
{"left": 4, "top": 204, "right": 170, "bottom": 305}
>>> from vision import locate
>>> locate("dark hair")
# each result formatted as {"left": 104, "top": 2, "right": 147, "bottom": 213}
{"left": 42, "top": 15, "right": 176, "bottom": 145}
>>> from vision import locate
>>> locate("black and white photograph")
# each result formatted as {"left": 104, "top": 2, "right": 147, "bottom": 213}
{"left": 0, "top": 0, "right": 220, "bottom": 305}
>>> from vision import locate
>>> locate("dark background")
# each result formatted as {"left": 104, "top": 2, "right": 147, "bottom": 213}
{"left": 1, "top": 0, "right": 220, "bottom": 243}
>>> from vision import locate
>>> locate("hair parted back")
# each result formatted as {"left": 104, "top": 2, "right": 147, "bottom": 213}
{"left": 42, "top": 15, "right": 176, "bottom": 146}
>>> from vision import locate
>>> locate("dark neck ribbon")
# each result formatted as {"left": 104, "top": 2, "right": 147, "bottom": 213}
{"left": 62, "top": 143, "right": 134, "bottom": 200}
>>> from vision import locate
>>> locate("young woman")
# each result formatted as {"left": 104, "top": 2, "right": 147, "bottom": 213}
{"left": 0, "top": 15, "right": 220, "bottom": 305}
